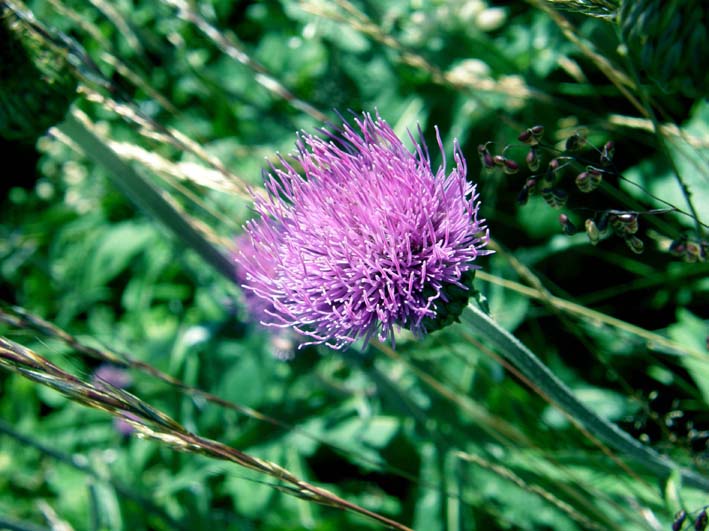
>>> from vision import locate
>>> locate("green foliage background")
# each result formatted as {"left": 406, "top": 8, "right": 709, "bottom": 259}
{"left": 1, "top": 0, "right": 707, "bottom": 530}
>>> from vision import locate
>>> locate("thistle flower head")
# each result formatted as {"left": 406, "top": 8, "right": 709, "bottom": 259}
{"left": 236, "top": 112, "right": 490, "bottom": 349}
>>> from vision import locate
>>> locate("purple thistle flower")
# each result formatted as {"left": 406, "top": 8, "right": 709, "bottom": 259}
{"left": 235, "top": 112, "right": 490, "bottom": 350}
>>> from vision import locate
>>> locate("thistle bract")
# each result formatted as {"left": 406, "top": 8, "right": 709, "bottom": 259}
{"left": 236, "top": 112, "right": 490, "bottom": 349}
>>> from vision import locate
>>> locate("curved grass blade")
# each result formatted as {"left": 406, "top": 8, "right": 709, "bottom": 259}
{"left": 460, "top": 303, "right": 709, "bottom": 491}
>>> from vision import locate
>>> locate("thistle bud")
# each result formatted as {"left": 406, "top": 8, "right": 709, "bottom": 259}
{"left": 585, "top": 219, "right": 601, "bottom": 245}
{"left": 559, "top": 213, "right": 577, "bottom": 235}
{"left": 525, "top": 147, "right": 540, "bottom": 171}
{"left": 624, "top": 235, "right": 644, "bottom": 254}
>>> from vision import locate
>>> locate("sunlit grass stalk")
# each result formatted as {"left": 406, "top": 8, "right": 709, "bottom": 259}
{"left": 55, "top": 110, "right": 236, "bottom": 282}
{"left": 0, "top": 336, "right": 413, "bottom": 531}
{"left": 0, "top": 303, "right": 424, "bottom": 487}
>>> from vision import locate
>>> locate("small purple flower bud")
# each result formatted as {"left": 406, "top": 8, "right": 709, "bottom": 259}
{"left": 235, "top": 112, "right": 491, "bottom": 349}
{"left": 92, "top": 365, "right": 132, "bottom": 390}
{"left": 525, "top": 147, "right": 540, "bottom": 171}
{"left": 693, "top": 508, "right": 707, "bottom": 531}
{"left": 114, "top": 412, "right": 141, "bottom": 436}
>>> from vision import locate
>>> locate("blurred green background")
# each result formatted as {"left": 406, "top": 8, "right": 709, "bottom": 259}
{"left": 1, "top": 0, "right": 707, "bottom": 530}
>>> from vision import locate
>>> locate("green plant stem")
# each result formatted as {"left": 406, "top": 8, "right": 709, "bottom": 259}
{"left": 460, "top": 303, "right": 709, "bottom": 491}
{"left": 56, "top": 110, "right": 236, "bottom": 282}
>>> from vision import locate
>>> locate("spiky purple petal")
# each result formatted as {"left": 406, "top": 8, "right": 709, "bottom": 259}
{"left": 236, "top": 112, "right": 490, "bottom": 349}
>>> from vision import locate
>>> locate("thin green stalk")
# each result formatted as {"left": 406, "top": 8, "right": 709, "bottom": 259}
{"left": 460, "top": 303, "right": 709, "bottom": 491}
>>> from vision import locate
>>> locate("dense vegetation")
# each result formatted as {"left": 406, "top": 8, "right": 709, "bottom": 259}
{"left": 1, "top": 1, "right": 707, "bottom": 529}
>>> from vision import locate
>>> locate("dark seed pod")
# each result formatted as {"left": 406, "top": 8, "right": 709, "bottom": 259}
{"left": 596, "top": 211, "right": 610, "bottom": 232}
{"left": 517, "top": 185, "right": 530, "bottom": 205}
{"left": 518, "top": 129, "right": 533, "bottom": 144}
{"left": 559, "top": 213, "right": 577, "bottom": 235}
{"left": 525, "top": 177, "right": 538, "bottom": 194}
{"left": 685, "top": 241, "right": 704, "bottom": 263}
{"left": 612, "top": 213, "right": 639, "bottom": 234}
{"left": 541, "top": 187, "right": 568, "bottom": 209}
{"left": 565, "top": 131, "right": 586, "bottom": 151}
{"left": 575, "top": 172, "right": 592, "bottom": 192}
{"left": 625, "top": 235, "right": 644, "bottom": 254}
{"left": 518, "top": 125, "right": 544, "bottom": 146}
{"left": 672, "top": 510, "right": 686, "bottom": 531}
{"left": 600, "top": 141, "right": 615, "bottom": 166}
{"left": 526, "top": 147, "right": 541, "bottom": 171}
{"left": 530, "top": 125, "right": 544, "bottom": 138}
{"left": 542, "top": 159, "right": 559, "bottom": 188}
{"left": 576, "top": 166, "right": 603, "bottom": 191}
{"left": 585, "top": 219, "right": 601, "bottom": 245}
{"left": 478, "top": 144, "right": 495, "bottom": 169}
{"left": 503, "top": 158, "right": 520, "bottom": 175}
